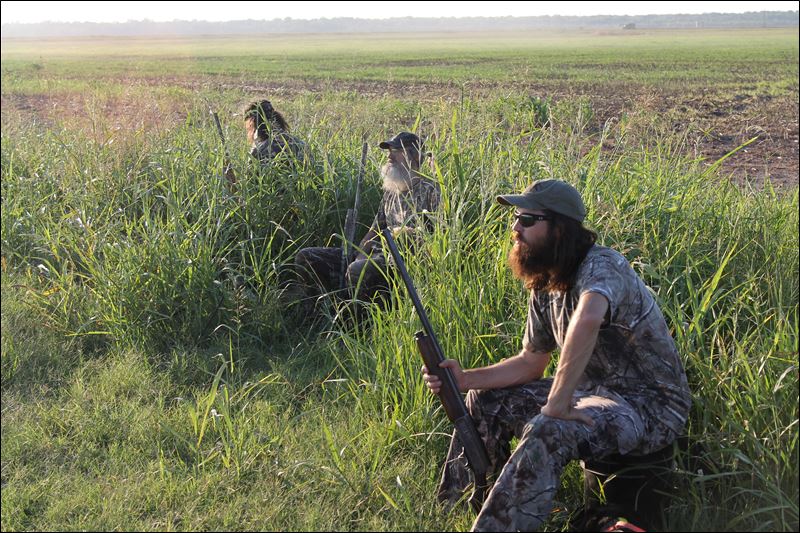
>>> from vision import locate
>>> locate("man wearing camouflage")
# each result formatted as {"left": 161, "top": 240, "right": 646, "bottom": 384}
{"left": 245, "top": 99, "right": 308, "bottom": 168}
{"left": 423, "top": 179, "right": 691, "bottom": 532}
{"left": 294, "top": 132, "right": 440, "bottom": 302}
{"left": 221, "top": 99, "right": 309, "bottom": 191}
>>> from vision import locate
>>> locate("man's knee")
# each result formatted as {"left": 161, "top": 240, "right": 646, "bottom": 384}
{"left": 293, "top": 247, "right": 340, "bottom": 291}
{"left": 346, "top": 258, "right": 390, "bottom": 299}
{"left": 293, "top": 248, "right": 317, "bottom": 281}
{"left": 521, "top": 414, "right": 570, "bottom": 452}
{"left": 464, "top": 388, "right": 508, "bottom": 418}
{"left": 345, "top": 259, "right": 366, "bottom": 284}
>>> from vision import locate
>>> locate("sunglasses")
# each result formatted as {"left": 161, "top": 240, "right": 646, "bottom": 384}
{"left": 513, "top": 212, "right": 551, "bottom": 228}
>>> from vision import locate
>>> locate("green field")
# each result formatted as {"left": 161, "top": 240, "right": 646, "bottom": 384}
{"left": 2, "top": 29, "right": 797, "bottom": 87}
{"left": 2, "top": 29, "right": 798, "bottom": 531}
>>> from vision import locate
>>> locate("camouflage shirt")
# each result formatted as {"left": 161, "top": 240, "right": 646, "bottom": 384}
{"left": 523, "top": 245, "right": 691, "bottom": 436}
{"left": 374, "top": 175, "right": 441, "bottom": 232}
{"left": 250, "top": 130, "right": 307, "bottom": 166}
{"left": 366, "top": 175, "right": 441, "bottom": 254}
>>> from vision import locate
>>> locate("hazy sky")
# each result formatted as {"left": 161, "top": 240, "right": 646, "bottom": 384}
{"left": 2, "top": 1, "right": 798, "bottom": 24}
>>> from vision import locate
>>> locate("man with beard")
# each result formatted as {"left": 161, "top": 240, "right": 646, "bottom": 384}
{"left": 245, "top": 99, "right": 308, "bottom": 168}
{"left": 220, "top": 99, "right": 309, "bottom": 192}
{"left": 292, "top": 131, "right": 440, "bottom": 304}
{"left": 423, "top": 180, "right": 690, "bottom": 532}
{"left": 217, "top": 99, "right": 308, "bottom": 293}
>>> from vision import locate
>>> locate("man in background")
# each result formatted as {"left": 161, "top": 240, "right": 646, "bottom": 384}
{"left": 293, "top": 131, "right": 440, "bottom": 305}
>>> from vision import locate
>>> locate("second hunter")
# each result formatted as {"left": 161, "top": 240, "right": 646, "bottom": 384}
{"left": 294, "top": 132, "right": 441, "bottom": 304}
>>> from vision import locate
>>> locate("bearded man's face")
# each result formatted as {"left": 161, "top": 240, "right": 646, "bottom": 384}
{"left": 381, "top": 148, "right": 419, "bottom": 193}
{"left": 508, "top": 213, "right": 557, "bottom": 284}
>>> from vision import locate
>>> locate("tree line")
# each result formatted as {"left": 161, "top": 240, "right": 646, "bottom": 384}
{"left": 2, "top": 11, "right": 798, "bottom": 38}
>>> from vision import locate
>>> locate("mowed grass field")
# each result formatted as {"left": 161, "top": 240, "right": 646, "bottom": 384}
{"left": 1, "top": 29, "right": 798, "bottom": 531}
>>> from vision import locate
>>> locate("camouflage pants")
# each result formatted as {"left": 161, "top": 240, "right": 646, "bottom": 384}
{"left": 292, "top": 246, "right": 391, "bottom": 302}
{"left": 438, "top": 379, "right": 680, "bottom": 532}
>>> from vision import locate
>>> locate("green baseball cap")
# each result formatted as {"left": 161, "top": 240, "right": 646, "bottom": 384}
{"left": 497, "top": 179, "right": 586, "bottom": 222}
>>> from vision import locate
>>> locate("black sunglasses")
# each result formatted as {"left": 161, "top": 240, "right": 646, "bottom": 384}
{"left": 513, "top": 212, "right": 551, "bottom": 228}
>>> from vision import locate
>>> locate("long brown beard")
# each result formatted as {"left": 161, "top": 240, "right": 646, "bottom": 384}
{"left": 508, "top": 232, "right": 557, "bottom": 290}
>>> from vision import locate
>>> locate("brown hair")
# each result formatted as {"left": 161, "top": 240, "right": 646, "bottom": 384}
{"left": 525, "top": 210, "right": 597, "bottom": 292}
{"left": 244, "top": 100, "right": 289, "bottom": 138}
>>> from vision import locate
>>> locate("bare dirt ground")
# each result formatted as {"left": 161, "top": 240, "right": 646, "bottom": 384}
{"left": 599, "top": 88, "right": 799, "bottom": 189}
{"left": 3, "top": 77, "right": 797, "bottom": 188}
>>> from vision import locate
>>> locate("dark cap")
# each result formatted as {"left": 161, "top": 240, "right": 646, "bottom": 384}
{"left": 379, "top": 132, "right": 423, "bottom": 154}
{"left": 497, "top": 179, "right": 586, "bottom": 222}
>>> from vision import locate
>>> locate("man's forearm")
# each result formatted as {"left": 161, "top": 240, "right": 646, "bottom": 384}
{"left": 463, "top": 350, "right": 549, "bottom": 390}
{"left": 544, "top": 318, "right": 600, "bottom": 412}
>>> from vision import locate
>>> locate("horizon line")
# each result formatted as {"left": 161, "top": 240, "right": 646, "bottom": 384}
{"left": 3, "top": 10, "right": 798, "bottom": 26}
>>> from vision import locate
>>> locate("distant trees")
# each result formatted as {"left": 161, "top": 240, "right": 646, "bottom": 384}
{"left": 2, "top": 11, "right": 798, "bottom": 38}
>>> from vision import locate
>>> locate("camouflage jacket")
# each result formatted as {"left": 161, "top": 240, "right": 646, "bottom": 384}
{"left": 365, "top": 175, "right": 441, "bottom": 252}
{"left": 523, "top": 245, "right": 691, "bottom": 436}
{"left": 250, "top": 129, "right": 307, "bottom": 166}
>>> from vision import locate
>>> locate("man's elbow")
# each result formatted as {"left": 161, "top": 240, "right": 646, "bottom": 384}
{"left": 521, "top": 348, "right": 550, "bottom": 380}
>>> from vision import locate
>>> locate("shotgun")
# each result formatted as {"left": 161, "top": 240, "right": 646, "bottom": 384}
{"left": 211, "top": 110, "right": 237, "bottom": 191}
{"left": 382, "top": 228, "right": 490, "bottom": 512}
{"left": 340, "top": 140, "right": 368, "bottom": 290}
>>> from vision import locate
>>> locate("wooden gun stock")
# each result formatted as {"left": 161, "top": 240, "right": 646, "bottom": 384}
{"left": 416, "top": 332, "right": 489, "bottom": 511}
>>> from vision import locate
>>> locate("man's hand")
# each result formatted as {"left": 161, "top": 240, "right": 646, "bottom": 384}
{"left": 224, "top": 164, "right": 237, "bottom": 188}
{"left": 540, "top": 400, "right": 595, "bottom": 426}
{"left": 391, "top": 225, "right": 411, "bottom": 237}
{"left": 422, "top": 359, "right": 468, "bottom": 394}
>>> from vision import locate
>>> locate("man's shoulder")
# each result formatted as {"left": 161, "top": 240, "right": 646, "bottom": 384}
{"left": 410, "top": 174, "right": 440, "bottom": 191}
{"left": 281, "top": 131, "right": 305, "bottom": 146}
{"left": 577, "top": 245, "right": 635, "bottom": 282}
{"left": 583, "top": 245, "right": 627, "bottom": 266}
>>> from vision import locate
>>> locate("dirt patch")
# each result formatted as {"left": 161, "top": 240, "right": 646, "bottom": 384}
{"left": 600, "top": 88, "right": 799, "bottom": 189}
{"left": 230, "top": 78, "right": 799, "bottom": 188}
{"left": 677, "top": 93, "right": 798, "bottom": 189}
{"left": 0, "top": 90, "right": 187, "bottom": 142}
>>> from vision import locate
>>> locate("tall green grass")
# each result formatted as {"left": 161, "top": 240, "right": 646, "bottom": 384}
{"left": 2, "top": 89, "right": 797, "bottom": 531}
